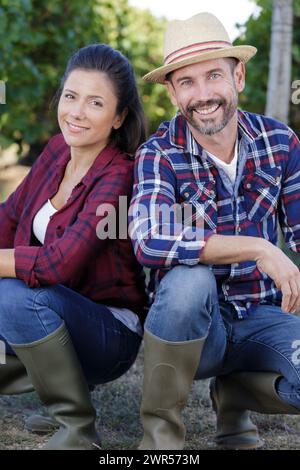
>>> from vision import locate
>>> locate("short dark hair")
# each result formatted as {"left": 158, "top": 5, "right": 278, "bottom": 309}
{"left": 227, "top": 57, "right": 240, "bottom": 73}
{"left": 58, "top": 44, "right": 146, "bottom": 155}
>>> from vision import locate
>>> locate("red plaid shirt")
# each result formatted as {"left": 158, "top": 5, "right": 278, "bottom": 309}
{"left": 0, "top": 134, "right": 147, "bottom": 319}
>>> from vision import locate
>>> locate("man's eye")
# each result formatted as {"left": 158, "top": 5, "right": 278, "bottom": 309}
{"left": 210, "top": 73, "right": 221, "bottom": 80}
{"left": 180, "top": 80, "right": 192, "bottom": 87}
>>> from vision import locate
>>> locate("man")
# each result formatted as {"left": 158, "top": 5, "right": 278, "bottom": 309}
{"left": 129, "top": 12, "right": 300, "bottom": 450}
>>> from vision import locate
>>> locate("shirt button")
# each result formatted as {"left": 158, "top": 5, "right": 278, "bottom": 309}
{"left": 246, "top": 183, "right": 251, "bottom": 189}
{"left": 237, "top": 226, "right": 242, "bottom": 233}
{"left": 184, "top": 192, "right": 190, "bottom": 198}
{"left": 225, "top": 285, "right": 230, "bottom": 291}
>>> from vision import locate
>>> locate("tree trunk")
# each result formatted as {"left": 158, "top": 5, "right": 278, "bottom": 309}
{"left": 265, "top": 0, "right": 293, "bottom": 124}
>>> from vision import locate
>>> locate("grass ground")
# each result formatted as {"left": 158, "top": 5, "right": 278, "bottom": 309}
{"left": 1, "top": 344, "right": 300, "bottom": 450}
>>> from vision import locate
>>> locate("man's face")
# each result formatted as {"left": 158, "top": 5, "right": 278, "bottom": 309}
{"left": 166, "top": 58, "right": 245, "bottom": 136}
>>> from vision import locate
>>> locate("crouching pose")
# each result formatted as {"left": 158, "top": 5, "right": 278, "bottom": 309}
{"left": 0, "top": 43, "right": 147, "bottom": 449}
{"left": 129, "top": 13, "right": 300, "bottom": 450}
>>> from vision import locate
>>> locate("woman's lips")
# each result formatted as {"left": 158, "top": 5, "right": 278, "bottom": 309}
{"left": 66, "top": 121, "right": 90, "bottom": 133}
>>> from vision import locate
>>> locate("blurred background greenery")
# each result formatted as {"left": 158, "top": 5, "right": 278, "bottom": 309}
{"left": 0, "top": 0, "right": 171, "bottom": 162}
{"left": 0, "top": 0, "right": 299, "bottom": 163}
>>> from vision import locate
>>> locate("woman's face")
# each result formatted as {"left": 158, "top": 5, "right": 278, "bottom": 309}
{"left": 58, "top": 69, "right": 124, "bottom": 156}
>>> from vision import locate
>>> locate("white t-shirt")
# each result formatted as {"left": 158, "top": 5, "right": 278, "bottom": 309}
{"left": 205, "top": 139, "right": 238, "bottom": 185}
{"left": 32, "top": 200, "right": 142, "bottom": 336}
{"left": 32, "top": 199, "right": 57, "bottom": 244}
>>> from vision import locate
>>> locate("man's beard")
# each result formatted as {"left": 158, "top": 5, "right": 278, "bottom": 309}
{"left": 182, "top": 95, "right": 238, "bottom": 136}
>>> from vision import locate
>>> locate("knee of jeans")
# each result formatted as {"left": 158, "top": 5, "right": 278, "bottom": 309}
{"left": 0, "top": 278, "right": 31, "bottom": 312}
{"left": 162, "top": 264, "right": 217, "bottom": 305}
{"left": 0, "top": 279, "right": 34, "bottom": 327}
{"left": 147, "top": 264, "right": 217, "bottom": 328}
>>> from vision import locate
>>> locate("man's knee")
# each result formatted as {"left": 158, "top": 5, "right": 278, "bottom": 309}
{"left": 145, "top": 264, "right": 218, "bottom": 340}
{"left": 159, "top": 264, "right": 217, "bottom": 309}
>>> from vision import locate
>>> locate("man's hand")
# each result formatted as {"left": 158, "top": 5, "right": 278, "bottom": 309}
{"left": 255, "top": 244, "right": 300, "bottom": 314}
{"left": 200, "top": 234, "right": 300, "bottom": 314}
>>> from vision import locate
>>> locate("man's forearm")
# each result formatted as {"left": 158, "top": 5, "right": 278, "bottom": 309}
{"left": 199, "top": 234, "right": 269, "bottom": 265}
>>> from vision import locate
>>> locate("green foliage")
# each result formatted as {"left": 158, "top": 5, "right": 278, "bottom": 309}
{"left": 235, "top": 0, "right": 300, "bottom": 134}
{"left": 0, "top": 0, "right": 173, "bottom": 160}
{"left": 93, "top": 0, "right": 174, "bottom": 135}
{"left": 0, "top": 0, "right": 100, "bottom": 156}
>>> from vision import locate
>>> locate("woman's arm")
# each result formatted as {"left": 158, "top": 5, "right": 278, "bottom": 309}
{"left": 0, "top": 249, "right": 16, "bottom": 277}
{"left": 0, "top": 137, "right": 56, "bottom": 249}
{"left": 13, "top": 160, "right": 133, "bottom": 287}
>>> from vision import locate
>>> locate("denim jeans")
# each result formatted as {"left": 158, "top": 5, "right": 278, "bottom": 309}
{"left": 145, "top": 264, "right": 300, "bottom": 410}
{"left": 0, "top": 278, "right": 141, "bottom": 385}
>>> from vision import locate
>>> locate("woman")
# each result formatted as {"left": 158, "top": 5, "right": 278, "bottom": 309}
{"left": 0, "top": 43, "right": 147, "bottom": 450}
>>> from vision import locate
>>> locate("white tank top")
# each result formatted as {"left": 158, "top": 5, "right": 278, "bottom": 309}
{"left": 32, "top": 200, "right": 142, "bottom": 336}
{"left": 33, "top": 199, "right": 58, "bottom": 244}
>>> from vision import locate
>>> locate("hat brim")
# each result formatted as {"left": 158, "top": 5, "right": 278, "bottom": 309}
{"left": 143, "top": 45, "right": 257, "bottom": 84}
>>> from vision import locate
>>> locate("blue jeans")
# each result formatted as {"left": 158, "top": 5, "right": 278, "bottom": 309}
{"left": 145, "top": 264, "right": 300, "bottom": 410}
{"left": 0, "top": 279, "right": 141, "bottom": 385}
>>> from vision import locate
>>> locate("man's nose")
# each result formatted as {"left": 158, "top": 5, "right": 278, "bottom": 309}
{"left": 194, "top": 80, "right": 214, "bottom": 102}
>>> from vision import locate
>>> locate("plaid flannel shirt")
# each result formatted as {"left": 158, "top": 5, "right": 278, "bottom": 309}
{"left": 0, "top": 134, "right": 147, "bottom": 318}
{"left": 129, "top": 110, "right": 300, "bottom": 318}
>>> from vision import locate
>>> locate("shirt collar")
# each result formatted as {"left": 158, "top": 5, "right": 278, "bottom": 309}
{"left": 54, "top": 136, "right": 121, "bottom": 186}
{"left": 168, "top": 109, "right": 261, "bottom": 155}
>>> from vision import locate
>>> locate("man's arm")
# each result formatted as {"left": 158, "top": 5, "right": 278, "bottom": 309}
{"left": 200, "top": 234, "right": 300, "bottom": 314}
{"left": 129, "top": 147, "right": 216, "bottom": 268}
{"left": 279, "top": 129, "right": 300, "bottom": 253}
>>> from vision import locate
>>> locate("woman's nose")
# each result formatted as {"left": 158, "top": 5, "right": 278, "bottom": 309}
{"left": 69, "top": 100, "right": 86, "bottom": 120}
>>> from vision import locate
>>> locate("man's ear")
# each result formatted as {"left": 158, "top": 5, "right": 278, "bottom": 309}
{"left": 234, "top": 61, "right": 246, "bottom": 93}
{"left": 165, "top": 80, "right": 178, "bottom": 107}
{"left": 113, "top": 107, "right": 128, "bottom": 130}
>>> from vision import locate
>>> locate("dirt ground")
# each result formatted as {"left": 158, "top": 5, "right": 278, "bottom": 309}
{"left": 1, "top": 345, "right": 300, "bottom": 451}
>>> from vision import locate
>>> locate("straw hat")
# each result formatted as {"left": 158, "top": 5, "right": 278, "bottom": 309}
{"left": 143, "top": 12, "right": 257, "bottom": 84}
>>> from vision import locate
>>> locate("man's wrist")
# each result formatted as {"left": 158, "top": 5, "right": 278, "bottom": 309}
{"left": 252, "top": 237, "right": 272, "bottom": 263}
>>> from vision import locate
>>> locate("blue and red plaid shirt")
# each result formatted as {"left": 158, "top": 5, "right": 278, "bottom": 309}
{"left": 0, "top": 134, "right": 147, "bottom": 319}
{"left": 129, "top": 110, "right": 300, "bottom": 318}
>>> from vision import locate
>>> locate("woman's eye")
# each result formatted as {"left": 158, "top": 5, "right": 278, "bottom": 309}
{"left": 91, "top": 100, "right": 103, "bottom": 107}
{"left": 64, "top": 93, "right": 74, "bottom": 99}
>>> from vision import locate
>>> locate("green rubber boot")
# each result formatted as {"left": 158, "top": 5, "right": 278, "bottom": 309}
{"left": 139, "top": 330, "right": 205, "bottom": 450}
{"left": 210, "top": 371, "right": 300, "bottom": 449}
{"left": 0, "top": 354, "right": 33, "bottom": 395}
{"left": 11, "top": 323, "right": 100, "bottom": 450}
{"left": 24, "top": 413, "right": 59, "bottom": 434}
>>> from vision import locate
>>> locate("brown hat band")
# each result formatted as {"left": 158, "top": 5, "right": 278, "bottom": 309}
{"left": 164, "top": 40, "right": 232, "bottom": 65}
